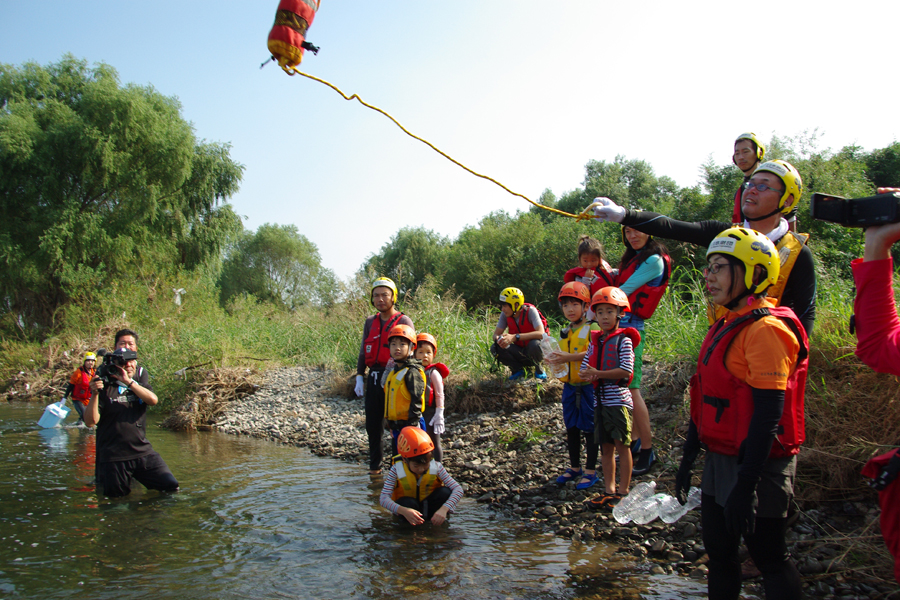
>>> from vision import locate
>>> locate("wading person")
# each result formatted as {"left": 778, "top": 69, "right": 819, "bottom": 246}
{"left": 675, "top": 228, "right": 807, "bottom": 600}
{"left": 85, "top": 329, "right": 179, "bottom": 498}
{"left": 63, "top": 351, "right": 97, "bottom": 423}
{"left": 355, "top": 277, "right": 414, "bottom": 474}
{"left": 592, "top": 159, "right": 816, "bottom": 335}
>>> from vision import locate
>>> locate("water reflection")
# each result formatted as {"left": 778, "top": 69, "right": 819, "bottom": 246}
{"left": 0, "top": 403, "right": 705, "bottom": 599}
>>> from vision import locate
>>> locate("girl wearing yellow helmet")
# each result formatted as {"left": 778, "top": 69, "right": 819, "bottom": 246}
{"left": 63, "top": 351, "right": 97, "bottom": 422}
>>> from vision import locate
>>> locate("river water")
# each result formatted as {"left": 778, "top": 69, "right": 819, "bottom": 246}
{"left": 0, "top": 403, "right": 705, "bottom": 599}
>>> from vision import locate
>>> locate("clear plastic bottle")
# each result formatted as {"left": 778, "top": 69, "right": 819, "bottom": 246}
{"left": 658, "top": 486, "right": 702, "bottom": 523}
{"left": 539, "top": 334, "right": 568, "bottom": 379}
{"left": 613, "top": 481, "right": 657, "bottom": 524}
{"left": 630, "top": 493, "right": 669, "bottom": 524}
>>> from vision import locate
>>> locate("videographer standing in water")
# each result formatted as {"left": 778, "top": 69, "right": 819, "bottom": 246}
{"left": 85, "top": 329, "right": 179, "bottom": 498}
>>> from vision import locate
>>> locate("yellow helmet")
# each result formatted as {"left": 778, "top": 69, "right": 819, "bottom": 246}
{"left": 84, "top": 352, "right": 97, "bottom": 362}
{"left": 733, "top": 132, "right": 766, "bottom": 163}
{"left": 755, "top": 160, "right": 802, "bottom": 214}
{"left": 706, "top": 227, "right": 779, "bottom": 294}
{"left": 371, "top": 276, "right": 398, "bottom": 306}
{"left": 499, "top": 287, "right": 525, "bottom": 313}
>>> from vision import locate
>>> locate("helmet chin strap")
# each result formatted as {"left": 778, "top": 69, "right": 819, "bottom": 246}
{"left": 744, "top": 206, "right": 782, "bottom": 223}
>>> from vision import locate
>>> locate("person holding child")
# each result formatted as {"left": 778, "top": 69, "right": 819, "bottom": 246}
{"left": 545, "top": 282, "right": 600, "bottom": 490}
{"left": 416, "top": 333, "right": 449, "bottom": 462}
{"left": 380, "top": 426, "right": 464, "bottom": 526}
{"left": 491, "top": 287, "right": 547, "bottom": 381}
{"left": 356, "top": 277, "right": 414, "bottom": 474}
{"left": 616, "top": 227, "right": 671, "bottom": 476}
{"left": 563, "top": 235, "right": 616, "bottom": 321}
{"left": 675, "top": 227, "right": 807, "bottom": 600}
{"left": 382, "top": 324, "right": 427, "bottom": 459}
{"left": 579, "top": 287, "right": 640, "bottom": 509}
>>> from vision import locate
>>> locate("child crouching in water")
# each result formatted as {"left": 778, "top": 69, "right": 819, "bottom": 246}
{"left": 383, "top": 324, "right": 427, "bottom": 458}
{"left": 416, "top": 333, "right": 449, "bottom": 462}
{"left": 579, "top": 287, "right": 640, "bottom": 510}
{"left": 544, "top": 282, "right": 600, "bottom": 490}
{"left": 380, "top": 426, "right": 464, "bottom": 525}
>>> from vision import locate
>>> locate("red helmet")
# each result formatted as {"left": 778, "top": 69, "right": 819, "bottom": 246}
{"left": 558, "top": 281, "right": 590, "bottom": 304}
{"left": 397, "top": 426, "right": 434, "bottom": 458}
{"left": 387, "top": 324, "right": 417, "bottom": 348}
{"left": 415, "top": 333, "right": 438, "bottom": 354}
{"left": 591, "top": 286, "right": 630, "bottom": 311}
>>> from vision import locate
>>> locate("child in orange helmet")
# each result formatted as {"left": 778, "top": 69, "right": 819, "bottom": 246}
{"left": 382, "top": 324, "right": 427, "bottom": 459}
{"left": 579, "top": 287, "right": 641, "bottom": 510}
{"left": 380, "top": 426, "right": 464, "bottom": 526}
{"left": 415, "top": 333, "right": 450, "bottom": 462}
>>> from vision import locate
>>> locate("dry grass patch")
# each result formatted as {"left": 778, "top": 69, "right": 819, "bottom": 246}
{"left": 162, "top": 367, "right": 262, "bottom": 431}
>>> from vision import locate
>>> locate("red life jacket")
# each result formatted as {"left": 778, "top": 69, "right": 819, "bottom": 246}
{"left": 72, "top": 367, "right": 94, "bottom": 406}
{"left": 506, "top": 304, "right": 549, "bottom": 347}
{"left": 424, "top": 363, "right": 450, "bottom": 407}
{"left": 616, "top": 253, "right": 671, "bottom": 320}
{"left": 587, "top": 328, "right": 640, "bottom": 388}
{"left": 363, "top": 312, "right": 406, "bottom": 368}
{"left": 689, "top": 306, "right": 808, "bottom": 458}
{"left": 563, "top": 267, "right": 616, "bottom": 298}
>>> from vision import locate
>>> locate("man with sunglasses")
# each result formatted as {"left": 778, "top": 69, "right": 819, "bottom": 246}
{"left": 592, "top": 160, "right": 816, "bottom": 335}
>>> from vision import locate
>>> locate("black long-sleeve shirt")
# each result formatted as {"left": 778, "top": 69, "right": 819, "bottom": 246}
{"left": 620, "top": 210, "right": 817, "bottom": 335}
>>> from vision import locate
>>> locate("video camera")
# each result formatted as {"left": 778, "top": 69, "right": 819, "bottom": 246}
{"left": 96, "top": 349, "right": 137, "bottom": 386}
{"left": 810, "top": 191, "right": 900, "bottom": 227}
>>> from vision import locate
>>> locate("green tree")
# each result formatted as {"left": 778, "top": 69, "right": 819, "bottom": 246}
{"left": 0, "top": 55, "right": 243, "bottom": 333}
{"left": 865, "top": 141, "right": 900, "bottom": 189}
{"left": 219, "top": 224, "right": 337, "bottom": 310}
{"left": 364, "top": 226, "right": 450, "bottom": 295}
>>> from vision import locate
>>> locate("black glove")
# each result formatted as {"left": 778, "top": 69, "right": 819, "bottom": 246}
{"left": 675, "top": 419, "right": 702, "bottom": 504}
{"left": 675, "top": 459, "right": 693, "bottom": 505}
{"left": 724, "top": 475, "right": 759, "bottom": 537}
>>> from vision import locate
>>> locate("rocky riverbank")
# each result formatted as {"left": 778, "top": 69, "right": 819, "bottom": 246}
{"left": 209, "top": 366, "right": 895, "bottom": 599}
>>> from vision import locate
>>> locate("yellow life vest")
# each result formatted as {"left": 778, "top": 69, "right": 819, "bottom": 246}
{"left": 707, "top": 230, "right": 809, "bottom": 324}
{"left": 384, "top": 366, "right": 426, "bottom": 422}
{"left": 558, "top": 321, "right": 593, "bottom": 385}
{"left": 391, "top": 460, "right": 442, "bottom": 501}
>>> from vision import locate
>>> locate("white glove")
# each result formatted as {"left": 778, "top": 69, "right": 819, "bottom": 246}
{"left": 592, "top": 197, "right": 626, "bottom": 223}
{"left": 354, "top": 375, "right": 365, "bottom": 397}
{"left": 429, "top": 407, "right": 445, "bottom": 435}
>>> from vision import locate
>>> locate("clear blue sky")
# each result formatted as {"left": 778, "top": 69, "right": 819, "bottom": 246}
{"left": 2, "top": 1, "right": 899, "bottom": 280}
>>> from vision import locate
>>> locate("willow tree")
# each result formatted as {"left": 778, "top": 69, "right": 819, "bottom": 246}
{"left": 0, "top": 55, "right": 244, "bottom": 333}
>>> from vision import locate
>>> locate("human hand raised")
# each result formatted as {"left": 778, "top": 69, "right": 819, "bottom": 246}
{"left": 592, "top": 197, "right": 626, "bottom": 223}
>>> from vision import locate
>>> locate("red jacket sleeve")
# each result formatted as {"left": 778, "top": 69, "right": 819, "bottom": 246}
{"left": 852, "top": 257, "right": 900, "bottom": 375}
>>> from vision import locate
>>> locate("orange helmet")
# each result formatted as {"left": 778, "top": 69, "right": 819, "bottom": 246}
{"left": 416, "top": 333, "right": 438, "bottom": 354}
{"left": 387, "top": 324, "right": 417, "bottom": 348}
{"left": 397, "top": 426, "right": 434, "bottom": 458}
{"left": 591, "top": 286, "right": 630, "bottom": 312}
{"left": 558, "top": 281, "right": 590, "bottom": 304}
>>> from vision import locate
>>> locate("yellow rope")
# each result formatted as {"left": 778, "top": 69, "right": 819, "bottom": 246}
{"left": 287, "top": 67, "right": 596, "bottom": 221}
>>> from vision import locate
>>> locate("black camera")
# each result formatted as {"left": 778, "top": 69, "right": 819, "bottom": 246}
{"left": 96, "top": 349, "right": 137, "bottom": 386}
{"left": 810, "top": 191, "right": 900, "bottom": 227}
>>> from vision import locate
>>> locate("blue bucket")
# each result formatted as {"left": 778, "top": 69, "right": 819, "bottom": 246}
{"left": 37, "top": 400, "right": 70, "bottom": 428}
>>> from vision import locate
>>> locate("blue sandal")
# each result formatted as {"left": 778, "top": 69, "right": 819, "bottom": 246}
{"left": 575, "top": 472, "right": 600, "bottom": 490}
{"left": 556, "top": 467, "right": 583, "bottom": 486}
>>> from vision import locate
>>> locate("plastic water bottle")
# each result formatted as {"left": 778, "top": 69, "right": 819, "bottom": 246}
{"left": 630, "top": 493, "right": 670, "bottom": 524}
{"left": 658, "top": 486, "right": 702, "bottom": 523}
{"left": 613, "top": 481, "right": 656, "bottom": 524}
{"left": 539, "top": 334, "right": 568, "bottom": 379}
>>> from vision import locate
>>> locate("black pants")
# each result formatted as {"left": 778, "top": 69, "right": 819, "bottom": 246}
{"left": 701, "top": 493, "right": 802, "bottom": 600}
{"left": 567, "top": 427, "right": 599, "bottom": 471}
{"left": 97, "top": 451, "right": 179, "bottom": 498}
{"left": 423, "top": 408, "right": 443, "bottom": 462}
{"left": 491, "top": 340, "right": 543, "bottom": 373}
{"left": 395, "top": 486, "right": 453, "bottom": 524}
{"left": 364, "top": 369, "right": 386, "bottom": 471}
